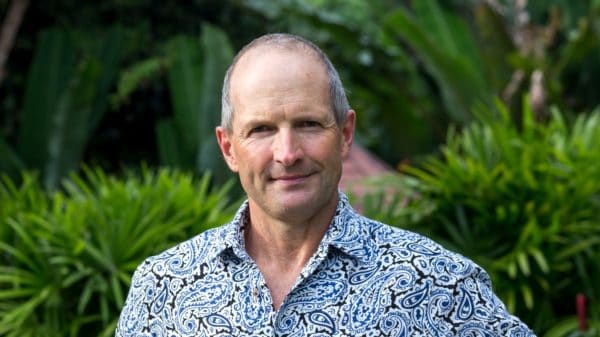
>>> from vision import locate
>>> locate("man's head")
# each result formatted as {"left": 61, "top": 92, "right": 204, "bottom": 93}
{"left": 220, "top": 33, "right": 350, "bottom": 133}
{"left": 216, "top": 33, "right": 355, "bottom": 223}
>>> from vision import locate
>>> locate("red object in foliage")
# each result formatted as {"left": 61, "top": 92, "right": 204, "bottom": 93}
{"left": 577, "top": 293, "right": 587, "bottom": 331}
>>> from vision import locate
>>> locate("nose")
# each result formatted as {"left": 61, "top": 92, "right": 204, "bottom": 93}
{"left": 273, "top": 129, "right": 303, "bottom": 166}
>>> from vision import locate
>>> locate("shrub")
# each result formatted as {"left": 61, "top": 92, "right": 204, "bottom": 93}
{"left": 356, "top": 99, "right": 600, "bottom": 335}
{"left": 0, "top": 167, "right": 240, "bottom": 337}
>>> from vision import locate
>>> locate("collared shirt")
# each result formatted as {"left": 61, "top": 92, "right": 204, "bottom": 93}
{"left": 116, "top": 192, "right": 536, "bottom": 337}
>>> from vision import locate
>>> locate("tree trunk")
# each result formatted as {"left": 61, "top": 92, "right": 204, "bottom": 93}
{"left": 0, "top": 0, "right": 29, "bottom": 84}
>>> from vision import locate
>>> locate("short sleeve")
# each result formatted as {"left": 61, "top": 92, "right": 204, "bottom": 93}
{"left": 450, "top": 263, "right": 537, "bottom": 337}
{"left": 115, "top": 260, "right": 154, "bottom": 337}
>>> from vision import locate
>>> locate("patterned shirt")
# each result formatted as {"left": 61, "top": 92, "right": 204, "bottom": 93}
{"left": 116, "top": 192, "right": 536, "bottom": 337}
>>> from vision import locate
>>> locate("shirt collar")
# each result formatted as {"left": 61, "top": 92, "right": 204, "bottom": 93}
{"left": 210, "top": 191, "right": 376, "bottom": 264}
{"left": 322, "top": 192, "right": 378, "bottom": 264}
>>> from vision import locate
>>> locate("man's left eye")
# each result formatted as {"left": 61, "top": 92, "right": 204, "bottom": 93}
{"left": 300, "top": 121, "right": 320, "bottom": 128}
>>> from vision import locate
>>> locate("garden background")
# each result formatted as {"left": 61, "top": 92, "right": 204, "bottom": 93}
{"left": 0, "top": 0, "right": 599, "bottom": 336}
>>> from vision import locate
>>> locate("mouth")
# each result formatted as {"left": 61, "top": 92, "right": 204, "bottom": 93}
{"left": 270, "top": 172, "right": 314, "bottom": 184}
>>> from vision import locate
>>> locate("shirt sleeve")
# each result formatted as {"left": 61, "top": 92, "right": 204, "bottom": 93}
{"left": 115, "top": 260, "right": 154, "bottom": 337}
{"left": 449, "top": 263, "right": 537, "bottom": 337}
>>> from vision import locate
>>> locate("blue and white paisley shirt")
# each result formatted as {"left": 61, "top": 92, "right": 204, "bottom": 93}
{"left": 116, "top": 192, "right": 536, "bottom": 337}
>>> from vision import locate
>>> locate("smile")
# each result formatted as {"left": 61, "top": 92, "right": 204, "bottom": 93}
{"left": 271, "top": 173, "right": 313, "bottom": 183}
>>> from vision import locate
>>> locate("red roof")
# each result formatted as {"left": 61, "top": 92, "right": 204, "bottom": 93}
{"left": 339, "top": 143, "right": 394, "bottom": 192}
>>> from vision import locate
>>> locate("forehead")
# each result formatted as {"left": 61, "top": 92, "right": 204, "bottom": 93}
{"left": 229, "top": 46, "right": 331, "bottom": 121}
{"left": 232, "top": 45, "right": 327, "bottom": 89}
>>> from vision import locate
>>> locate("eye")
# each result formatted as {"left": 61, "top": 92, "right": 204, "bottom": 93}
{"left": 299, "top": 120, "right": 321, "bottom": 128}
{"left": 248, "top": 125, "right": 273, "bottom": 135}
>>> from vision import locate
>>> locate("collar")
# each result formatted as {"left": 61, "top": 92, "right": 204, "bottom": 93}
{"left": 321, "top": 192, "right": 379, "bottom": 264}
{"left": 208, "top": 191, "right": 377, "bottom": 264}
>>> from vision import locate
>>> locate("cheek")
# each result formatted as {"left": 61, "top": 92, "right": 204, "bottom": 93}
{"left": 235, "top": 142, "right": 272, "bottom": 171}
{"left": 310, "top": 134, "right": 342, "bottom": 155}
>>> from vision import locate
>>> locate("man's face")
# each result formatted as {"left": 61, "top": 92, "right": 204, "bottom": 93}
{"left": 216, "top": 47, "right": 354, "bottom": 223}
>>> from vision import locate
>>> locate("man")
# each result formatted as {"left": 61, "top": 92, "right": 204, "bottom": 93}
{"left": 116, "top": 33, "right": 536, "bottom": 336}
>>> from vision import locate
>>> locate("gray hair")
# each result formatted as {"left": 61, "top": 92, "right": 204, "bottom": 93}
{"left": 220, "top": 33, "right": 350, "bottom": 132}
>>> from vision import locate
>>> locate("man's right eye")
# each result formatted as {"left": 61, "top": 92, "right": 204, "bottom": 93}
{"left": 249, "top": 125, "right": 271, "bottom": 135}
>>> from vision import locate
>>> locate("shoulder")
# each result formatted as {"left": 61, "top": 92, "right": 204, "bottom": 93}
{"left": 359, "top": 218, "right": 536, "bottom": 335}
{"left": 132, "top": 200, "right": 249, "bottom": 280}
{"left": 132, "top": 225, "right": 229, "bottom": 282}
{"left": 359, "top": 215, "right": 487, "bottom": 285}
{"left": 116, "top": 226, "right": 230, "bottom": 336}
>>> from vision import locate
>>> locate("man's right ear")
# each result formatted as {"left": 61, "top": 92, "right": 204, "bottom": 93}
{"left": 215, "top": 126, "right": 239, "bottom": 172}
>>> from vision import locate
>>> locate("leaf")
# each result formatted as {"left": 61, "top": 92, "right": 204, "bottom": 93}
{"left": 472, "top": 3, "right": 515, "bottom": 91}
{"left": 112, "top": 57, "right": 162, "bottom": 107}
{"left": 517, "top": 251, "right": 531, "bottom": 277}
{"left": 14, "top": 27, "right": 123, "bottom": 190}
{"left": 1, "top": 167, "right": 239, "bottom": 337}
{"left": 412, "top": 0, "right": 459, "bottom": 55}
{"left": 43, "top": 57, "right": 101, "bottom": 190}
{"left": 543, "top": 317, "right": 579, "bottom": 337}
{"left": 0, "top": 286, "right": 52, "bottom": 333}
{"left": 384, "top": 6, "right": 489, "bottom": 123}
{"left": 17, "top": 28, "right": 76, "bottom": 170}
{"left": 77, "top": 278, "right": 94, "bottom": 314}
{"left": 196, "top": 23, "right": 233, "bottom": 141}
{"left": 521, "top": 284, "right": 534, "bottom": 309}
{"left": 529, "top": 248, "right": 550, "bottom": 274}
{"left": 88, "top": 26, "right": 125, "bottom": 132}
{"left": 155, "top": 118, "right": 185, "bottom": 167}
{"left": 0, "top": 138, "right": 24, "bottom": 178}
{"left": 555, "top": 237, "right": 600, "bottom": 260}
{"left": 166, "top": 35, "right": 204, "bottom": 162}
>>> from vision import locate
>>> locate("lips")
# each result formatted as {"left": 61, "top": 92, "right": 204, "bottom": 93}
{"left": 275, "top": 174, "right": 307, "bottom": 180}
{"left": 270, "top": 172, "right": 314, "bottom": 182}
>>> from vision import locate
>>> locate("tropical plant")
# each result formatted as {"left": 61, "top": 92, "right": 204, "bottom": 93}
{"left": 3, "top": 1, "right": 598, "bottom": 177}
{"left": 1, "top": 22, "right": 237, "bottom": 191}
{"left": 0, "top": 167, "right": 240, "bottom": 337}
{"left": 355, "top": 99, "right": 600, "bottom": 335}
{"left": 383, "top": 0, "right": 496, "bottom": 123}
{"left": 159, "top": 24, "right": 233, "bottom": 185}
{"left": 0, "top": 26, "right": 123, "bottom": 190}
{"left": 110, "top": 23, "right": 235, "bottom": 186}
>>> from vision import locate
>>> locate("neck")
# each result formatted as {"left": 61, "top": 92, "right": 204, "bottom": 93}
{"left": 243, "top": 195, "right": 338, "bottom": 310}
{"left": 245, "top": 197, "right": 337, "bottom": 266}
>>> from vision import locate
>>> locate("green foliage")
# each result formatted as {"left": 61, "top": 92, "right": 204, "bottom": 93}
{"left": 246, "top": 0, "right": 599, "bottom": 164}
{"left": 383, "top": 1, "right": 493, "bottom": 123}
{"left": 358, "top": 99, "right": 600, "bottom": 335}
{"left": 162, "top": 23, "right": 233, "bottom": 184}
{"left": 4, "top": 27, "right": 124, "bottom": 190}
{"left": 0, "top": 168, "right": 239, "bottom": 337}
{"left": 3, "top": 1, "right": 598, "bottom": 177}
{"left": 112, "top": 24, "right": 234, "bottom": 184}
{"left": 544, "top": 316, "right": 600, "bottom": 337}
{"left": 0, "top": 139, "right": 24, "bottom": 178}
{"left": 111, "top": 57, "right": 163, "bottom": 108}
{"left": 239, "top": 0, "right": 522, "bottom": 161}
{"left": 510, "top": 0, "right": 600, "bottom": 114}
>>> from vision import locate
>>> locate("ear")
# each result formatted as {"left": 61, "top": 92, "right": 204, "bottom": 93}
{"left": 340, "top": 109, "right": 355, "bottom": 158}
{"left": 216, "top": 126, "right": 239, "bottom": 172}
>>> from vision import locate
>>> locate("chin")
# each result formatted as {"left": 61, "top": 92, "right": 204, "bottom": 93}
{"left": 276, "top": 195, "right": 315, "bottom": 211}
{"left": 275, "top": 190, "right": 336, "bottom": 218}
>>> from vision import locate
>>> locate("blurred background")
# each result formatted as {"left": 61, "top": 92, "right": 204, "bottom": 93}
{"left": 1, "top": 0, "right": 599, "bottom": 336}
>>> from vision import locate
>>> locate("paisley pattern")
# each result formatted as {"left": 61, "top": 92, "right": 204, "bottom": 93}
{"left": 116, "top": 192, "right": 536, "bottom": 337}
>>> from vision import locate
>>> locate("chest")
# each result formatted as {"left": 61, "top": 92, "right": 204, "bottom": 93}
{"left": 143, "top": 258, "right": 440, "bottom": 337}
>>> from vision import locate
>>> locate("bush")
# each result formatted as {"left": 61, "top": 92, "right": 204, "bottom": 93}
{"left": 356, "top": 99, "right": 600, "bottom": 335}
{"left": 0, "top": 168, "right": 240, "bottom": 337}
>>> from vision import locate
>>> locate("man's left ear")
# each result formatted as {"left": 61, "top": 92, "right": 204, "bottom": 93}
{"left": 341, "top": 109, "right": 355, "bottom": 158}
